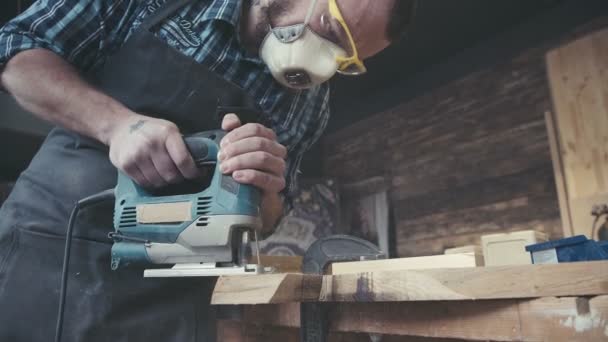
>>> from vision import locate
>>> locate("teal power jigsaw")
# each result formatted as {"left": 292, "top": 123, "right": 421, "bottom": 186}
{"left": 109, "top": 130, "right": 271, "bottom": 277}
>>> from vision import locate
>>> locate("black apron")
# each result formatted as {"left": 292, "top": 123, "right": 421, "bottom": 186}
{"left": 0, "top": 1, "right": 259, "bottom": 340}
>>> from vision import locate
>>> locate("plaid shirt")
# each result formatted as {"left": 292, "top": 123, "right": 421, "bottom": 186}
{"left": 0, "top": 0, "right": 330, "bottom": 198}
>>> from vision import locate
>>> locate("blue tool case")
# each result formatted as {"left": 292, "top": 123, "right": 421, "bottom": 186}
{"left": 525, "top": 235, "right": 608, "bottom": 264}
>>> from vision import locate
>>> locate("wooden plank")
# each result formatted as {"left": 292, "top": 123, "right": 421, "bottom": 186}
{"left": 212, "top": 273, "right": 320, "bottom": 305}
{"left": 331, "top": 253, "right": 481, "bottom": 275}
{"left": 212, "top": 261, "right": 608, "bottom": 304}
{"left": 234, "top": 296, "right": 608, "bottom": 342}
{"left": 322, "top": 262, "right": 608, "bottom": 302}
{"left": 546, "top": 28, "right": 608, "bottom": 238}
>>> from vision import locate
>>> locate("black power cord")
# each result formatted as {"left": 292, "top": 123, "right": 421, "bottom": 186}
{"left": 54, "top": 189, "right": 115, "bottom": 342}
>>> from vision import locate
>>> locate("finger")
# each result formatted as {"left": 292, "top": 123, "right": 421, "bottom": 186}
{"left": 166, "top": 134, "right": 200, "bottom": 180}
{"left": 232, "top": 169, "right": 286, "bottom": 193}
{"left": 220, "top": 151, "right": 286, "bottom": 177}
{"left": 150, "top": 145, "right": 184, "bottom": 184}
{"left": 138, "top": 156, "right": 168, "bottom": 188}
{"left": 221, "top": 123, "right": 276, "bottom": 148}
{"left": 219, "top": 137, "right": 287, "bottom": 162}
{"left": 221, "top": 113, "right": 242, "bottom": 131}
{"left": 122, "top": 162, "right": 153, "bottom": 189}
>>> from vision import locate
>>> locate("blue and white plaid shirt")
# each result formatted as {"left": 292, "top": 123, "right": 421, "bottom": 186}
{"left": 0, "top": 0, "right": 330, "bottom": 198}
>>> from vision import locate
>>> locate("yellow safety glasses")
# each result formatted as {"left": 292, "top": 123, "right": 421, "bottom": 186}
{"left": 328, "top": 0, "right": 367, "bottom": 75}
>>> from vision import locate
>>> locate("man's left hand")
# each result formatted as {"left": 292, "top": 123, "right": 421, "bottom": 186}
{"left": 219, "top": 114, "right": 287, "bottom": 194}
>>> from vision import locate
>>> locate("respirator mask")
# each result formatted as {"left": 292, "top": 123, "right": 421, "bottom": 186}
{"left": 259, "top": 0, "right": 348, "bottom": 89}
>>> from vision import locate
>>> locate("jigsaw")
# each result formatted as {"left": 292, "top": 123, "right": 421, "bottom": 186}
{"left": 109, "top": 130, "right": 271, "bottom": 277}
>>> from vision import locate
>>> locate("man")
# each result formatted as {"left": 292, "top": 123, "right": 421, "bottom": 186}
{"left": 0, "top": 0, "right": 415, "bottom": 340}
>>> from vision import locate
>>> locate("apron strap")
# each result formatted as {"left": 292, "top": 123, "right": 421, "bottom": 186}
{"left": 140, "top": 0, "right": 193, "bottom": 31}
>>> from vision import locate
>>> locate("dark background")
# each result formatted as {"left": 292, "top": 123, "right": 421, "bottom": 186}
{"left": 1, "top": 0, "right": 607, "bottom": 182}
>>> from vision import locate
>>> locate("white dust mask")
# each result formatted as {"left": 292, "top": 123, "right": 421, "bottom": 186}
{"left": 259, "top": 0, "right": 347, "bottom": 89}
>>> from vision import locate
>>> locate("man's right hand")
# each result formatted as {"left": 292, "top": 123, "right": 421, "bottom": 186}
{"left": 106, "top": 114, "right": 200, "bottom": 188}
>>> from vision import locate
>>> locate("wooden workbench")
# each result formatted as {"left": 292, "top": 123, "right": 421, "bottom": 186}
{"left": 212, "top": 261, "right": 608, "bottom": 341}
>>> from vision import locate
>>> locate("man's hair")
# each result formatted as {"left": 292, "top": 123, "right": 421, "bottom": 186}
{"left": 386, "top": 0, "right": 418, "bottom": 41}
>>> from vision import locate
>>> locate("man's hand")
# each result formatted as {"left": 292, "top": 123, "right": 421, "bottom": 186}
{"left": 106, "top": 114, "right": 200, "bottom": 188}
{"left": 219, "top": 114, "right": 287, "bottom": 231}
{"left": 219, "top": 114, "right": 287, "bottom": 194}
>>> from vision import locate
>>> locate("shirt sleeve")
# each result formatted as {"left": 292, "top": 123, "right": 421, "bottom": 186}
{"left": 0, "top": 0, "right": 137, "bottom": 72}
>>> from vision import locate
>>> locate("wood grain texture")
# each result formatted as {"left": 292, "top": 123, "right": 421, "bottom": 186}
{"left": 212, "top": 261, "right": 608, "bottom": 304}
{"left": 546, "top": 28, "right": 608, "bottom": 238}
{"left": 229, "top": 296, "right": 608, "bottom": 341}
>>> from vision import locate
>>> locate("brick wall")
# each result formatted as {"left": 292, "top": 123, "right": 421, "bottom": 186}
{"left": 323, "top": 18, "right": 608, "bottom": 257}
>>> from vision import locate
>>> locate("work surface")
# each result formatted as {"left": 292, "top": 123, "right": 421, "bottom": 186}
{"left": 213, "top": 261, "right": 608, "bottom": 341}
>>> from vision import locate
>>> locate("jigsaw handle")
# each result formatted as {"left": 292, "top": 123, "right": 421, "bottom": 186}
{"left": 183, "top": 131, "right": 225, "bottom": 167}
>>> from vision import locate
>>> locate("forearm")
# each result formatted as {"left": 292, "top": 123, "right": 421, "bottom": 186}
{"left": 0, "top": 48, "right": 135, "bottom": 145}
{"left": 260, "top": 192, "right": 284, "bottom": 236}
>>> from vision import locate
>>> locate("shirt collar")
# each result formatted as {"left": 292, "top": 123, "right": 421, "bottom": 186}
{"left": 199, "top": 0, "right": 265, "bottom": 65}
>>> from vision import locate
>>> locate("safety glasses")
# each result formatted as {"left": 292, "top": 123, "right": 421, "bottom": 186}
{"left": 328, "top": 0, "right": 367, "bottom": 75}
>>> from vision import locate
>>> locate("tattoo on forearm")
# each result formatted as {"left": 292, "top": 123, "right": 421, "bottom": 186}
{"left": 129, "top": 120, "right": 146, "bottom": 133}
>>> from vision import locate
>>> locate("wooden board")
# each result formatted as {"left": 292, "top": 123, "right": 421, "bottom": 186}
{"left": 227, "top": 296, "right": 608, "bottom": 342}
{"left": 546, "top": 28, "right": 608, "bottom": 238}
{"left": 212, "top": 261, "right": 608, "bottom": 304}
{"left": 321, "top": 261, "right": 608, "bottom": 302}
{"left": 331, "top": 252, "right": 482, "bottom": 275}
{"left": 212, "top": 273, "right": 321, "bottom": 304}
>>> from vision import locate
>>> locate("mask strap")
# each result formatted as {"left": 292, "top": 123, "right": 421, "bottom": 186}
{"left": 304, "top": 0, "right": 319, "bottom": 25}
